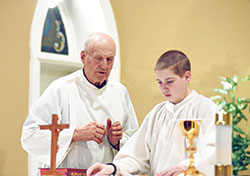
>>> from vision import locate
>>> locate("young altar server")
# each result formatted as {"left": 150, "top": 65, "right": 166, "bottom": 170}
{"left": 87, "top": 50, "right": 219, "bottom": 176}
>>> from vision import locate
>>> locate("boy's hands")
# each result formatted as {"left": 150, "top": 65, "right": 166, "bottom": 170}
{"left": 87, "top": 163, "right": 114, "bottom": 176}
{"left": 155, "top": 165, "right": 187, "bottom": 176}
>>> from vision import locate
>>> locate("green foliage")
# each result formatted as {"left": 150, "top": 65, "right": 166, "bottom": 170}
{"left": 211, "top": 75, "right": 250, "bottom": 175}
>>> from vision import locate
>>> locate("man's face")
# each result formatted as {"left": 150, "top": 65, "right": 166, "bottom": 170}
{"left": 155, "top": 68, "right": 191, "bottom": 104}
{"left": 81, "top": 41, "right": 115, "bottom": 87}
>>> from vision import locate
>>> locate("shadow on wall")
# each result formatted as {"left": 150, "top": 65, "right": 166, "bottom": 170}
{"left": 0, "top": 148, "right": 6, "bottom": 176}
{"left": 191, "top": 57, "right": 240, "bottom": 94}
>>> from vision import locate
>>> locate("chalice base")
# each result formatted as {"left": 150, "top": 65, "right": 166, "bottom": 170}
{"left": 177, "top": 166, "right": 205, "bottom": 176}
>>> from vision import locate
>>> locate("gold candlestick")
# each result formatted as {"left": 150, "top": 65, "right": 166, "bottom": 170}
{"left": 177, "top": 120, "right": 205, "bottom": 176}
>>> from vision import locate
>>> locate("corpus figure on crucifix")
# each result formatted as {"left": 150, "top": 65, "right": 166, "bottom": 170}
{"left": 40, "top": 114, "right": 69, "bottom": 176}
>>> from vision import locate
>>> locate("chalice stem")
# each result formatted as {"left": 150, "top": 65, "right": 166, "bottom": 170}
{"left": 189, "top": 154, "right": 194, "bottom": 167}
{"left": 178, "top": 120, "right": 205, "bottom": 176}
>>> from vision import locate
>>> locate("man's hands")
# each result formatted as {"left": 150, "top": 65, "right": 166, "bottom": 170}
{"left": 72, "top": 118, "right": 123, "bottom": 145}
{"left": 106, "top": 118, "right": 123, "bottom": 146}
{"left": 72, "top": 122, "right": 106, "bottom": 144}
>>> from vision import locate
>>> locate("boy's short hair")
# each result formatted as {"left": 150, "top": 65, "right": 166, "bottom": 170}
{"left": 154, "top": 50, "right": 191, "bottom": 77}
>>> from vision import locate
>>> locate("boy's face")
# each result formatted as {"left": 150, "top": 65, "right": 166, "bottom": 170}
{"left": 155, "top": 68, "right": 191, "bottom": 104}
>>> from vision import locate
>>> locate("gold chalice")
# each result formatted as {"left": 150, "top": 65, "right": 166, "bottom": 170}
{"left": 177, "top": 120, "right": 205, "bottom": 176}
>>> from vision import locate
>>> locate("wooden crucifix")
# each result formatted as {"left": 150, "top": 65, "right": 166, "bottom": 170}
{"left": 40, "top": 114, "right": 69, "bottom": 176}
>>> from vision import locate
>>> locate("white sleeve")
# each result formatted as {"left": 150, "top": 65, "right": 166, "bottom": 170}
{"left": 113, "top": 114, "right": 153, "bottom": 175}
{"left": 21, "top": 82, "right": 74, "bottom": 166}
{"left": 119, "top": 87, "right": 139, "bottom": 147}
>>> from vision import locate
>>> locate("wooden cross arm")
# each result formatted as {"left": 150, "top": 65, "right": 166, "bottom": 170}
{"left": 57, "top": 124, "right": 69, "bottom": 129}
{"left": 40, "top": 124, "right": 69, "bottom": 130}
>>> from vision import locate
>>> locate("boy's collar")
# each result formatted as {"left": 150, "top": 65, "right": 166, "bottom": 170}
{"left": 172, "top": 90, "right": 197, "bottom": 111}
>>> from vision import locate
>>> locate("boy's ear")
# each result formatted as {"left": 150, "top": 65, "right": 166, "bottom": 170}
{"left": 184, "top": 71, "right": 192, "bottom": 82}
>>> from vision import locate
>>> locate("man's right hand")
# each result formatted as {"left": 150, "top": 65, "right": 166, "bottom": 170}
{"left": 72, "top": 122, "right": 106, "bottom": 144}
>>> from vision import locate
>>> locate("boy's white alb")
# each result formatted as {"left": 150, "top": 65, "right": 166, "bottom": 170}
{"left": 113, "top": 90, "right": 219, "bottom": 176}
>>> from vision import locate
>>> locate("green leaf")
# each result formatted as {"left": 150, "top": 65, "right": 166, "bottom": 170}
{"left": 212, "top": 88, "right": 228, "bottom": 95}
{"left": 233, "top": 170, "right": 238, "bottom": 175}
{"left": 212, "top": 75, "right": 250, "bottom": 172}
{"left": 210, "top": 95, "right": 223, "bottom": 101}
{"left": 237, "top": 98, "right": 250, "bottom": 104}
{"left": 228, "top": 103, "right": 237, "bottom": 113}
{"left": 246, "top": 128, "right": 250, "bottom": 136}
{"left": 246, "top": 158, "right": 250, "bottom": 165}
{"left": 237, "top": 103, "right": 248, "bottom": 110}
{"left": 234, "top": 126, "right": 245, "bottom": 134}
{"left": 221, "top": 80, "right": 233, "bottom": 91}
{"left": 234, "top": 117, "right": 241, "bottom": 125}
{"left": 237, "top": 111, "right": 248, "bottom": 121}
{"left": 239, "top": 165, "right": 247, "bottom": 171}
{"left": 217, "top": 100, "right": 228, "bottom": 110}
{"left": 220, "top": 76, "right": 226, "bottom": 81}
{"left": 232, "top": 75, "right": 238, "bottom": 83}
{"left": 241, "top": 75, "right": 250, "bottom": 82}
{"left": 225, "top": 77, "right": 237, "bottom": 87}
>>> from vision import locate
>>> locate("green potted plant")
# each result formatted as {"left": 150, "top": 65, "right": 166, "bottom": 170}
{"left": 210, "top": 75, "right": 250, "bottom": 175}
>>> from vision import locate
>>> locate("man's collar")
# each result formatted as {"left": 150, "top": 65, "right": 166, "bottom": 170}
{"left": 82, "top": 68, "right": 107, "bottom": 89}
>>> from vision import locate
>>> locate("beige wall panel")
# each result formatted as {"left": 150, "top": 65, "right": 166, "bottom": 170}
{"left": 0, "top": 0, "right": 36, "bottom": 175}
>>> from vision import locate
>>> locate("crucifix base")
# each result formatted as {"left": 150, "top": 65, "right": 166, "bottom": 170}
{"left": 40, "top": 168, "right": 86, "bottom": 176}
{"left": 41, "top": 169, "right": 64, "bottom": 176}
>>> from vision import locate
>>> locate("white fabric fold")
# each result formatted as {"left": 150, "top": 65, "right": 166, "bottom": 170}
{"left": 113, "top": 90, "right": 218, "bottom": 176}
{"left": 21, "top": 69, "right": 138, "bottom": 171}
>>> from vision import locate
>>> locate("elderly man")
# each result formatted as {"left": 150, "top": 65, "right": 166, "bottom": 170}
{"left": 21, "top": 33, "right": 138, "bottom": 172}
